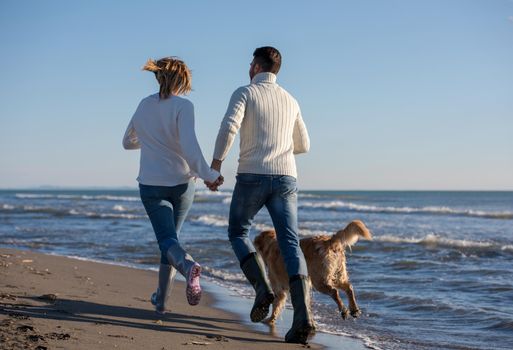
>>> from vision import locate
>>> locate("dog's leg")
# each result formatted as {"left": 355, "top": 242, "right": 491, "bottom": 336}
{"left": 340, "top": 282, "right": 361, "bottom": 318}
{"left": 265, "top": 289, "right": 287, "bottom": 325}
{"left": 326, "top": 287, "right": 350, "bottom": 319}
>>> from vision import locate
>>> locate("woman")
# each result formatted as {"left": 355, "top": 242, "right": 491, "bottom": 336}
{"left": 123, "top": 57, "right": 223, "bottom": 313}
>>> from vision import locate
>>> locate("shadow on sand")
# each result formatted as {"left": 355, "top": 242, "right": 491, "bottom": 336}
{"left": 0, "top": 295, "right": 284, "bottom": 345}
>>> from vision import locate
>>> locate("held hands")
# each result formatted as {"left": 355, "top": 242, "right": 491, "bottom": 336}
{"left": 205, "top": 175, "right": 224, "bottom": 192}
{"left": 205, "top": 159, "right": 224, "bottom": 191}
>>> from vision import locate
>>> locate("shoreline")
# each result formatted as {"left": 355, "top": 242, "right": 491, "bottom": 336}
{"left": 205, "top": 281, "right": 368, "bottom": 350}
{"left": 0, "top": 247, "right": 367, "bottom": 350}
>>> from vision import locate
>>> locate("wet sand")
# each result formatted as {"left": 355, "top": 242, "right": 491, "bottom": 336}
{"left": 0, "top": 247, "right": 321, "bottom": 350}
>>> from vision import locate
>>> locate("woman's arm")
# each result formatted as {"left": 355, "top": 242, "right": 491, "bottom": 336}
{"left": 122, "top": 119, "right": 140, "bottom": 150}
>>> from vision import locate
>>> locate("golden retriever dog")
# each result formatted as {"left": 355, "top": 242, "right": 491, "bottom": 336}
{"left": 254, "top": 220, "right": 372, "bottom": 324}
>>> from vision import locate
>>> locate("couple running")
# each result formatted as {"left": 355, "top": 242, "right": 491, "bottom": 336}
{"left": 123, "top": 46, "right": 314, "bottom": 344}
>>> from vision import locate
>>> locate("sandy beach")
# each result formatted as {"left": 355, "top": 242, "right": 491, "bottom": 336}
{"left": 0, "top": 247, "right": 324, "bottom": 350}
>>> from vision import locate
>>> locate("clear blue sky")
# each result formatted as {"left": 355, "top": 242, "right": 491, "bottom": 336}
{"left": 1, "top": 0, "right": 512, "bottom": 190}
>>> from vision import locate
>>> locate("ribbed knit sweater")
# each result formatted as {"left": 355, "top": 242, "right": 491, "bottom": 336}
{"left": 213, "top": 72, "right": 310, "bottom": 178}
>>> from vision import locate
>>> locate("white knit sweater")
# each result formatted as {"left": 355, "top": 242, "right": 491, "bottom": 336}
{"left": 213, "top": 72, "right": 310, "bottom": 178}
{"left": 123, "top": 94, "right": 220, "bottom": 187}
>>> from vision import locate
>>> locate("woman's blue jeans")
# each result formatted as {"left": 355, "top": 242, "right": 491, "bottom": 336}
{"left": 228, "top": 173, "right": 308, "bottom": 277}
{"left": 139, "top": 179, "right": 195, "bottom": 264}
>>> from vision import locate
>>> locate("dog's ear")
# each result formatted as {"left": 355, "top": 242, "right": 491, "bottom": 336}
{"left": 254, "top": 230, "right": 278, "bottom": 254}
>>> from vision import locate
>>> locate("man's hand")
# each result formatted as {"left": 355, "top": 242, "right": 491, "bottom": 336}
{"left": 205, "top": 175, "right": 224, "bottom": 192}
{"left": 211, "top": 159, "right": 222, "bottom": 172}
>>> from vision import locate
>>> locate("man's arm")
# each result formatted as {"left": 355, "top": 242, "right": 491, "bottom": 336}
{"left": 293, "top": 110, "right": 310, "bottom": 154}
{"left": 122, "top": 119, "right": 140, "bottom": 150}
{"left": 211, "top": 87, "right": 248, "bottom": 170}
{"left": 177, "top": 101, "right": 221, "bottom": 183}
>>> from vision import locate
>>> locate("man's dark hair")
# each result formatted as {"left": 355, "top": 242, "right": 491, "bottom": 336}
{"left": 253, "top": 46, "right": 281, "bottom": 74}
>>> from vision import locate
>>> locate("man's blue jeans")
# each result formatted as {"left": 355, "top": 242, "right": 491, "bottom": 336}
{"left": 228, "top": 173, "right": 308, "bottom": 277}
{"left": 139, "top": 179, "right": 195, "bottom": 264}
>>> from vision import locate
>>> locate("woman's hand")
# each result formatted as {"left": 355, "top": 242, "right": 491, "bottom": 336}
{"left": 205, "top": 175, "right": 224, "bottom": 191}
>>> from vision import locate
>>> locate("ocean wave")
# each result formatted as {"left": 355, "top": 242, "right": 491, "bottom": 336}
{"left": 194, "top": 190, "right": 231, "bottom": 201}
{"left": 375, "top": 233, "right": 513, "bottom": 252}
{"left": 192, "top": 191, "right": 318, "bottom": 201}
{"left": 20, "top": 205, "right": 73, "bottom": 216}
{"left": 298, "top": 193, "right": 323, "bottom": 199}
{"left": 311, "top": 320, "right": 384, "bottom": 350}
{"left": 485, "top": 319, "right": 513, "bottom": 331}
{"left": 299, "top": 200, "right": 513, "bottom": 220}
{"left": 191, "top": 215, "right": 332, "bottom": 237}
{"left": 112, "top": 204, "right": 127, "bottom": 211}
{"left": 77, "top": 211, "right": 144, "bottom": 220}
{"left": 190, "top": 215, "right": 272, "bottom": 232}
{"left": 15, "top": 193, "right": 139, "bottom": 202}
{"left": 1, "top": 204, "right": 144, "bottom": 220}
{"left": 194, "top": 190, "right": 233, "bottom": 203}
{"left": 298, "top": 228, "right": 333, "bottom": 237}
{"left": 202, "top": 266, "right": 246, "bottom": 282}
{"left": 194, "top": 190, "right": 232, "bottom": 197}
{"left": 383, "top": 293, "right": 472, "bottom": 316}
{"left": 14, "top": 193, "right": 55, "bottom": 199}
{"left": 191, "top": 215, "right": 228, "bottom": 227}
{"left": 111, "top": 204, "right": 141, "bottom": 213}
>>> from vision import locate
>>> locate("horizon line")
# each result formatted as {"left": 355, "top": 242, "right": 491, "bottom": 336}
{"left": 1, "top": 187, "right": 512, "bottom": 192}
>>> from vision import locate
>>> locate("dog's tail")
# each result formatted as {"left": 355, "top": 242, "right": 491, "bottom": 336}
{"left": 331, "top": 220, "right": 372, "bottom": 247}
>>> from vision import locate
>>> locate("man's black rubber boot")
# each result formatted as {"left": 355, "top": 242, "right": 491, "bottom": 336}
{"left": 285, "top": 275, "right": 315, "bottom": 344}
{"left": 240, "top": 252, "right": 275, "bottom": 322}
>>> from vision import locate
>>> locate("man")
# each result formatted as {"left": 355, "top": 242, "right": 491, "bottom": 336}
{"left": 210, "top": 46, "right": 314, "bottom": 344}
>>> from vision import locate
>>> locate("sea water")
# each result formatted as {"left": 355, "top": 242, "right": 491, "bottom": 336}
{"left": 1, "top": 189, "right": 512, "bottom": 350}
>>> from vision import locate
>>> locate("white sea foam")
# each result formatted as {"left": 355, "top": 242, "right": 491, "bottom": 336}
{"left": 300, "top": 200, "right": 513, "bottom": 219}
{"left": 15, "top": 193, "right": 54, "bottom": 199}
{"left": 5, "top": 202, "right": 140, "bottom": 220}
{"left": 298, "top": 193, "right": 322, "bottom": 198}
{"left": 95, "top": 195, "right": 139, "bottom": 202}
{"left": 202, "top": 266, "right": 246, "bottom": 282}
{"left": 194, "top": 190, "right": 232, "bottom": 197}
{"left": 191, "top": 215, "right": 272, "bottom": 231}
{"left": 15, "top": 193, "right": 139, "bottom": 202}
{"left": 85, "top": 212, "right": 143, "bottom": 220}
{"left": 112, "top": 205, "right": 127, "bottom": 212}
{"left": 311, "top": 319, "right": 385, "bottom": 350}
{"left": 375, "top": 233, "right": 512, "bottom": 252}
{"left": 360, "top": 336, "right": 385, "bottom": 350}
{"left": 192, "top": 215, "right": 229, "bottom": 227}
{"left": 21, "top": 205, "right": 68, "bottom": 215}
{"left": 298, "top": 228, "right": 332, "bottom": 237}
{"left": 13, "top": 205, "right": 143, "bottom": 220}
{"left": 254, "top": 223, "right": 273, "bottom": 232}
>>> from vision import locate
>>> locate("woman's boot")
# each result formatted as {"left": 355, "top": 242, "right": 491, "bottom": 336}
{"left": 151, "top": 264, "right": 177, "bottom": 315}
{"left": 240, "top": 252, "right": 275, "bottom": 322}
{"left": 166, "top": 244, "right": 202, "bottom": 305}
